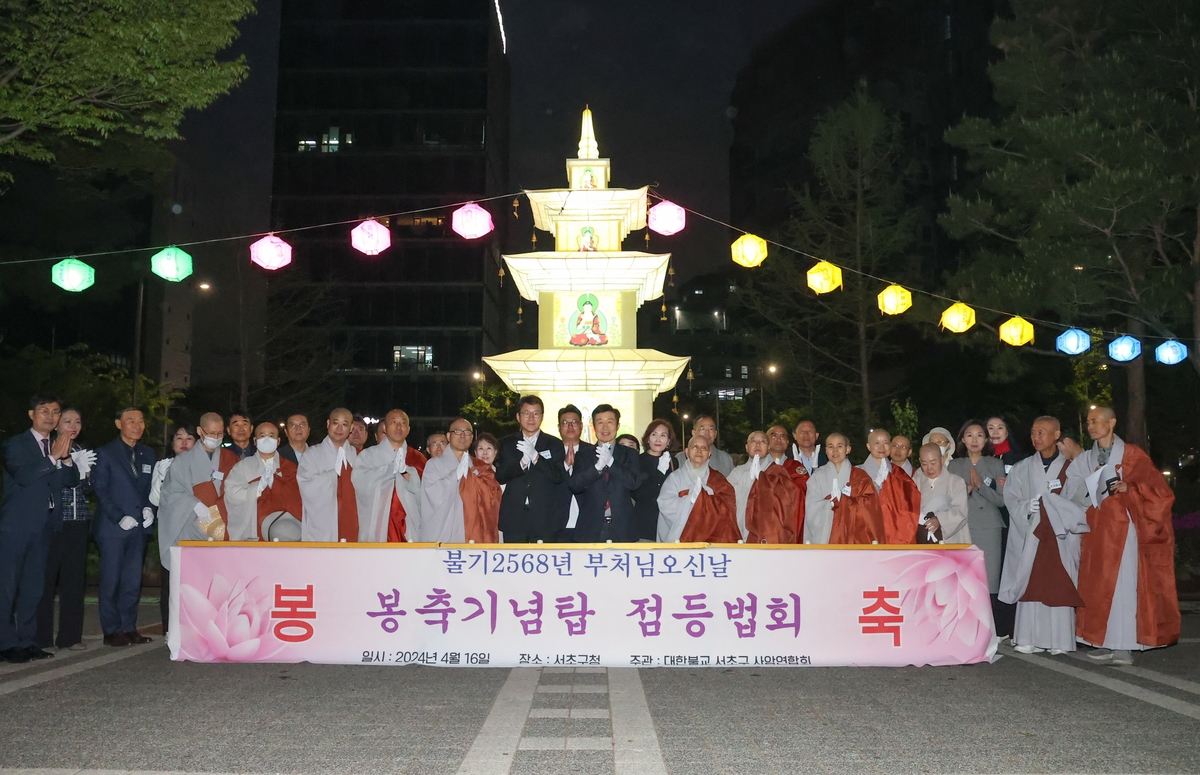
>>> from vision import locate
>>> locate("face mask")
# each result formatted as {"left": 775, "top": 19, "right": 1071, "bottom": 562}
{"left": 256, "top": 437, "right": 279, "bottom": 454}
{"left": 201, "top": 435, "right": 221, "bottom": 451}
{"left": 938, "top": 445, "right": 948, "bottom": 458}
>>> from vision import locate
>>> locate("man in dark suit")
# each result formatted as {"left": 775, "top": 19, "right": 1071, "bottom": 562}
{"left": 0, "top": 394, "right": 79, "bottom": 663}
{"left": 279, "top": 414, "right": 310, "bottom": 466}
{"left": 554, "top": 405, "right": 585, "bottom": 542}
{"left": 91, "top": 407, "right": 157, "bottom": 647}
{"left": 568, "top": 404, "right": 646, "bottom": 543}
{"left": 495, "top": 395, "right": 565, "bottom": 543}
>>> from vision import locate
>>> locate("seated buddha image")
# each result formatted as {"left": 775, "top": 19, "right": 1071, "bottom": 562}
{"left": 577, "top": 226, "right": 598, "bottom": 252}
{"left": 580, "top": 167, "right": 597, "bottom": 189}
{"left": 568, "top": 293, "right": 609, "bottom": 347}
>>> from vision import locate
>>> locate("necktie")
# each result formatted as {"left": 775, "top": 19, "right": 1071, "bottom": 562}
{"left": 41, "top": 438, "right": 50, "bottom": 458}
{"left": 130, "top": 446, "right": 139, "bottom": 477}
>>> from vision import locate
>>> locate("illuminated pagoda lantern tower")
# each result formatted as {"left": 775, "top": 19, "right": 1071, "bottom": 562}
{"left": 484, "top": 108, "right": 689, "bottom": 438}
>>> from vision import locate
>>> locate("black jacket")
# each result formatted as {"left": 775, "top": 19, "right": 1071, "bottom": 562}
{"left": 495, "top": 431, "right": 566, "bottom": 539}
{"left": 633, "top": 451, "right": 677, "bottom": 540}
{"left": 567, "top": 441, "right": 645, "bottom": 543}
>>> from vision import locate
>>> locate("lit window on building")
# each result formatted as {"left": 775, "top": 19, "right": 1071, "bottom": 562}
{"left": 298, "top": 139, "right": 317, "bottom": 152}
{"left": 725, "top": 365, "right": 732, "bottom": 379}
{"left": 321, "top": 126, "right": 351, "bottom": 153}
{"left": 741, "top": 365, "right": 749, "bottom": 379}
{"left": 393, "top": 345, "right": 434, "bottom": 372}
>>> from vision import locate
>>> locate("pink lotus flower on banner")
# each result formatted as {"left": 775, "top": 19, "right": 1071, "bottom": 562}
{"left": 179, "top": 575, "right": 285, "bottom": 662}
{"left": 884, "top": 551, "right": 995, "bottom": 661}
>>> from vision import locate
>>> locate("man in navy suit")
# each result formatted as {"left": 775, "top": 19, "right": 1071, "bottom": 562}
{"left": 495, "top": 395, "right": 565, "bottom": 543}
{"left": 568, "top": 404, "right": 646, "bottom": 543}
{"left": 0, "top": 394, "right": 79, "bottom": 663}
{"left": 91, "top": 407, "right": 157, "bottom": 647}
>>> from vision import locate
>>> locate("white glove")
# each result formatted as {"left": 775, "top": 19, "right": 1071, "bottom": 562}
{"left": 657, "top": 453, "right": 671, "bottom": 474}
{"left": 517, "top": 438, "right": 538, "bottom": 462}
{"left": 141, "top": 507, "right": 154, "bottom": 528}
{"left": 595, "top": 443, "right": 613, "bottom": 471}
{"left": 70, "top": 449, "right": 97, "bottom": 476}
{"left": 455, "top": 452, "right": 472, "bottom": 480}
{"left": 119, "top": 515, "right": 138, "bottom": 531}
{"left": 194, "top": 502, "right": 211, "bottom": 521}
{"left": 1029, "top": 495, "right": 1041, "bottom": 515}
{"left": 393, "top": 449, "right": 408, "bottom": 476}
{"left": 749, "top": 454, "right": 763, "bottom": 482}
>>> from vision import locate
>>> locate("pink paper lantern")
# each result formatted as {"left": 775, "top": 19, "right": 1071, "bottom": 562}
{"left": 250, "top": 235, "right": 292, "bottom": 271}
{"left": 351, "top": 219, "right": 391, "bottom": 255}
{"left": 452, "top": 203, "right": 494, "bottom": 240}
{"left": 648, "top": 200, "right": 686, "bottom": 236}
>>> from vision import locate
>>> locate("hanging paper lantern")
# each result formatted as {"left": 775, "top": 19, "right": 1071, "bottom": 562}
{"left": 351, "top": 219, "right": 391, "bottom": 256}
{"left": 730, "top": 234, "right": 768, "bottom": 267}
{"left": 150, "top": 246, "right": 193, "bottom": 282}
{"left": 939, "top": 302, "right": 975, "bottom": 333}
{"left": 250, "top": 235, "right": 292, "bottom": 271}
{"left": 1155, "top": 340, "right": 1188, "bottom": 365}
{"left": 51, "top": 258, "right": 95, "bottom": 292}
{"left": 1055, "top": 328, "right": 1091, "bottom": 356}
{"left": 877, "top": 284, "right": 912, "bottom": 315}
{"left": 999, "top": 316, "right": 1034, "bottom": 347}
{"left": 451, "top": 203, "right": 494, "bottom": 240}
{"left": 1108, "top": 335, "right": 1142, "bottom": 362}
{"left": 648, "top": 201, "right": 686, "bottom": 236}
{"left": 806, "top": 261, "right": 843, "bottom": 294}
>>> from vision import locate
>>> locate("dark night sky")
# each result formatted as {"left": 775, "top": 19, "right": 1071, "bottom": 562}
{"left": 505, "top": 0, "right": 810, "bottom": 280}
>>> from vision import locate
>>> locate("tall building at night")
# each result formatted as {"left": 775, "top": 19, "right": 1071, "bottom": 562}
{"left": 269, "top": 0, "right": 511, "bottom": 438}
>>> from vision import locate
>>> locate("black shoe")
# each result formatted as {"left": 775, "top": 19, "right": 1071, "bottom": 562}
{"left": 0, "top": 647, "right": 31, "bottom": 664}
{"left": 23, "top": 646, "right": 54, "bottom": 660}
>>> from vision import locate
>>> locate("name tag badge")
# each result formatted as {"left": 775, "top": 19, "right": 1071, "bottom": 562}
{"left": 841, "top": 484, "right": 852, "bottom": 496}
{"left": 141, "top": 464, "right": 152, "bottom": 474}
{"left": 1048, "top": 480, "right": 1061, "bottom": 492}
{"left": 983, "top": 476, "right": 993, "bottom": 486}
{"left": 212, "top": 471, "right": 225, "bottom": 481}
{"left": 539, "top": 449, "right": 552, "bottom": 459}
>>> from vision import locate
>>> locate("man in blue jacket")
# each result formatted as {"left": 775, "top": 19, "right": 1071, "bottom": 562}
{"left": 91, "top": 407, "right": 157, "bottom": 647}
{"left": 0, "top": 394, "right": 79, "bottom": 663}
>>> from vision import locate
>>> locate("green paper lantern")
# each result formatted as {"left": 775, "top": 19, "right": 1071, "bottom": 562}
{"left": 51, "top": 258, "right": 95, "bottom": 292}
{"left": 151, "top": 246, "right": 193, "bottom": 282}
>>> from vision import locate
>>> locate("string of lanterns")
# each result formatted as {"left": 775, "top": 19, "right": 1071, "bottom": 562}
{"left": 34, "top": 184, "right": 1191, "bottom": 367}
{"left": 648, "top": 195, "right": 1191, "bottom": 367}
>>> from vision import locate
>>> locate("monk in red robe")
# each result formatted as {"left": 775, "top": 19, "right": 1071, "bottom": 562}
{"left": 858, "top": 429, "right": 921, "bottom": 544}
{"left": 657, "top": 436, "right": 739, "bottom": 543}
{"left": 803, "top": 433, "right": 885, "bottom": 544}
{"left": 352, "top": 410, "right": 428, "bottom": 542}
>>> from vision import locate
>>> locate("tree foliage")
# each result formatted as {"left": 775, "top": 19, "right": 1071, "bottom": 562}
{"left": 940, "top": 0, "right": 1200, "bottom": 445}
{"left": 739, "top": 85, "right": 919, "bottom": 434}
{"left": 460, "top": 382, "right": 519, "bottom": 437}
{"left": 0, "top": 0, "right": 255, "bottom": 180}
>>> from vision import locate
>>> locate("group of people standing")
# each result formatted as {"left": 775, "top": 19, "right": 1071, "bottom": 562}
{"left": 1, "top": 393, "right": 1180, "bottom": 668}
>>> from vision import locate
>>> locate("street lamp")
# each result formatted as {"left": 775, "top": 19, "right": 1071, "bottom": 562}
{"left": 760, "top": 364, "right": 778, "bottom": 426}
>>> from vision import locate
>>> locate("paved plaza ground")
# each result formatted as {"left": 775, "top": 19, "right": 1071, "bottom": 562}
{"left": 1, "top": 597, "right": 1198, "bottom": 774}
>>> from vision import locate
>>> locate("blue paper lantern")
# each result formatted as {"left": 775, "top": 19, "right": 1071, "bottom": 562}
{"left": 1155, "top": 340, "right": 1188, "bottom": 366}
{"left": 1055, "top": 328, "right": 1091, "bottom": 356}
{"left": 1108, "top": 335, "right": 1142, "bottom": 362}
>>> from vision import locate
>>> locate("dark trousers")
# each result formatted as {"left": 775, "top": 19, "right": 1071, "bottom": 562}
{"left": 95, "top": 530, "right": 145, "bottom": 635}
{"left": 502, "top": 530, "right": 556, "bottom": 544}
{"left": 160, "top": 566, "right": 170, "bottom": 631}
{"left": 0, "top": 524, "right": 53, "bottom": 650}
{"left": 36, "top": 520, "right": 90, "bottom": 648}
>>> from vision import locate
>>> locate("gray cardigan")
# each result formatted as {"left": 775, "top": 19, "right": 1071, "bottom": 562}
{"left": 946, "top": 455, "right": 1006, "bottom": 530}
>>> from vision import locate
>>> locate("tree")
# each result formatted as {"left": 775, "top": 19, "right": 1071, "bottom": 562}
{"left": 460, "top": 382, "right": 519, "bottom": 437}
{"left": 0, "top": 0, "right": 255, "bottom": 181}
{"left": 940, "top": 0, "right": 1200, "bottom": 446}
{"left": 739, "top": 85, "right": 919, "bottom": 434}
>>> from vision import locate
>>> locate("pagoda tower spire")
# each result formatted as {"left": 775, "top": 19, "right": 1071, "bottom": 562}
{"left": 578, "top": 105, "right": 599, "bottom": 160}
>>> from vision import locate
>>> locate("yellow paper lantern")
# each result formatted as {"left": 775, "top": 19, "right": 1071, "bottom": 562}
{"left": 940, "top": 302, "right": 975, "bottom": 333}
{"left": 731, "top": 234, "right": 768, "bottom": 267}
{"left": 999, "top": 315, "right": 1034, "bottom": 346}
{"left": 806, "top": 261, "right": 843, "bottom": 294}
{"left": 877, "top": 284, "right": 912, "bottom": 315}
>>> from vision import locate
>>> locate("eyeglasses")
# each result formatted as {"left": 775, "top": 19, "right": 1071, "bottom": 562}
{"left": 560, "top": 420, "right": 581, "bottom": 427}
{"left": 518, "top": 411, "right": 543, "bottom": 419}
{"left": 448, "top": 429, "right": 473, "bottom": 437}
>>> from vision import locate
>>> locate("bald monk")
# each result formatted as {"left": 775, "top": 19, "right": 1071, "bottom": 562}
{"left": 657, "top": 436, "right": 739, "bottom": 543}
{"left": 298, "top": 408, "right": 359, "bottom": 542}
{"left": 728, "top": 431, "right": 797, "bottom": 543}
{"left": 158, "top": 412, "right": 239, "bottom": 554}
{"left": 890, "top": 435, "right": 914, "bottom": 476}
{"left": 858, "top": 429, "right": 921, "bottom": 544}
{"left": 353, "top": 410, "right": 426, "bottom": 542}
{"left": 913, "top": 443, "right": 970, "bottom": 544}
{"left": 224, "top": 422, "right": 303, "bottom": 541}
{"left": 418, "top": 418, "right": 502, "bottom": 543}
{"left": 803, "top": 433, "right": 885, "bottom": 544}
{"left": 1067, "top": 406, "right": 1179, "bottom": 665}
{"left": 767, "top": 424, "right": 808, "bottom": 540}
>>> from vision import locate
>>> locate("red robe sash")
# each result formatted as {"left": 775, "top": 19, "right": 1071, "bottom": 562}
{"left": 193, "top": 449, "right": 240, "bottom": 539}
{"left": 781, "top": 458, "right": 809, "bottom": 540}
{"left": 336, "top": 464, "right": 359, "bottom": 542}
{"left": 679, "top": 469, "right": 740, "bottom": 543}
{"left": 255, "top": 457, "right": 303, "bottom": 540}
{"left": 1076, "top": 443, "right": 1180, "bottom": 647}
{"left": 386, "top": 447, "right": 429, "bottom": 543}
{"left": 878, "top": 466, "right": 921, "bottom": 544}
{"left": 460, "top": 457, "right": 502, "bottom": 543}
{"left": 745, "top": 464, "right": 798, "bottom": 544}
{"left": 828, "top": 466, "right": 886, "bottom": 545}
